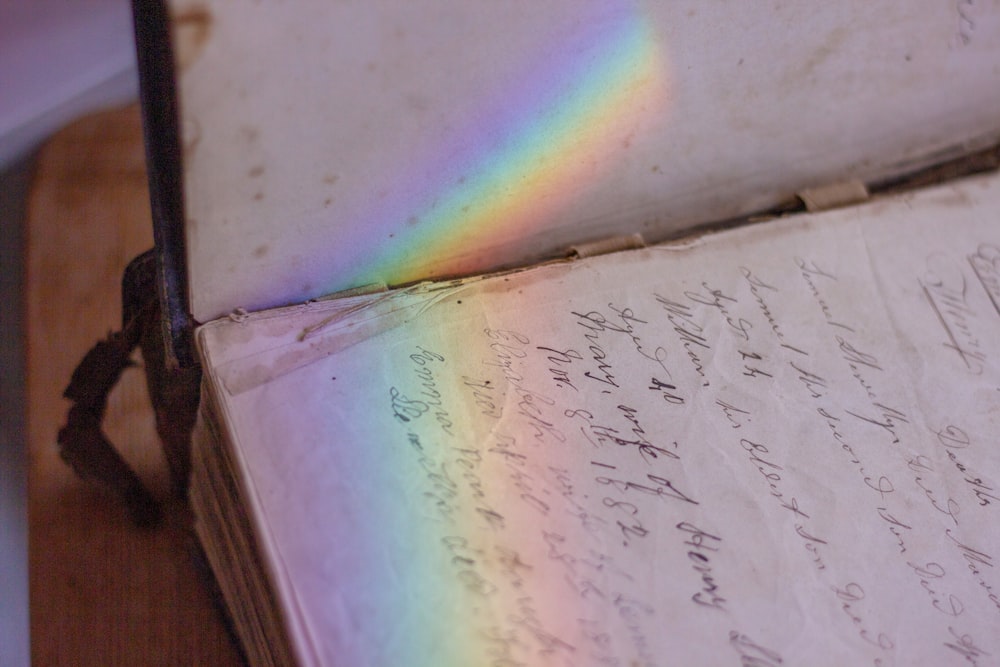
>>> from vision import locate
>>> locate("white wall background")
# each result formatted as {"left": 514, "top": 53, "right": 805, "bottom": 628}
{"left": 0, "top": 0, "right": 138, "bottom": 166}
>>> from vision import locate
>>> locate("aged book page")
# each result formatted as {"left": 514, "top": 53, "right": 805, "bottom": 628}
{"left": 197, "top": 172, "right": 1000, "bottom": 667}
{"left": 176, "top": 0, "right": 1000, "bottom": 323}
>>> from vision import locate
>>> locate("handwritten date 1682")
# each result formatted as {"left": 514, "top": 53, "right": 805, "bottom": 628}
{"left": 591, "top": 461, "right": 699, "bottom": 506}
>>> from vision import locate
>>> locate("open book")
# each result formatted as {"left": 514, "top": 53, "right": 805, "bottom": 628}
{"left": 133, "top": 1, "right": 1000, "bottom": 665}
{"left": 193, "top": 175, "right": 1000, "bottom": 666}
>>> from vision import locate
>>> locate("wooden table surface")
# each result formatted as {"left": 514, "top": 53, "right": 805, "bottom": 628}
{"left": 27, "top": 105, "right": 243, "bottom": 666}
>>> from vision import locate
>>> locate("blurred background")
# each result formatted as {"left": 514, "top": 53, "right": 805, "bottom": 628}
{"left": 1, "top": 2, "right": 138, "bottom": 664}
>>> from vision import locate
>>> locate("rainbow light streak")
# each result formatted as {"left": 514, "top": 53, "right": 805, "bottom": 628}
{"left": 320, "top": 348, "right": 496, "bottom": 666}
{"left": 301, "top": 11, "right": 671, "bottom": 662}
{"left": 326, "top": 345, "right": 549, "bottom": 667}
{"left": 340, "top": 5, "right": 670, "bottom": 289}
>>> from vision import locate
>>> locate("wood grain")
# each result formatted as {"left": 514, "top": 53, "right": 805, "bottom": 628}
{"left": 27, "top": 105, "right": 243, "bottom": 666}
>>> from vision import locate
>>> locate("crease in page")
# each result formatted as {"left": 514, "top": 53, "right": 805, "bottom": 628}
{"left": 217, "top": 281, "right": 483, "bottom": 395}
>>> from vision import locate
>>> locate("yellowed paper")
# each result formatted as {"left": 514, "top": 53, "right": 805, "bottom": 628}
{"left": 198, "top": 172, "right": 1000, "bottom": 667}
